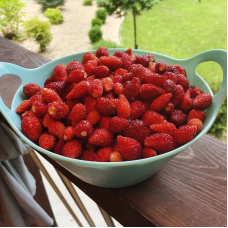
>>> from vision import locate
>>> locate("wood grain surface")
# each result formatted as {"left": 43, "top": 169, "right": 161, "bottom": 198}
{"left": 0, "top": 37, "right": 226, "bottom": 227}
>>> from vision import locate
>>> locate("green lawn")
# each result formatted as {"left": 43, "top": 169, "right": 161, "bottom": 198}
{"left": 120, "top": 0, "right": 227, "bottom": 87}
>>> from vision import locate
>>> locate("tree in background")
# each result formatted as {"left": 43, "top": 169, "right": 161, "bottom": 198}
{"left": 96, "top": 0, "right": 161, "bottom": 49}
{"left": 35, "top": 0, "right": 65, "bottom": 11}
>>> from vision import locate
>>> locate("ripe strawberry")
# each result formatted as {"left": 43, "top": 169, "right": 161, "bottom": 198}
{"left": 179, "top": 92, "right": 192, "bottom": 112}
{"left": 99, "top": 116, "right": 111, "bottom": 130}
{"left": 192, "top": 93, "right": 212, "bottom": 110}
{"left": 121, "top": 53, "right": 132, "bottom": 69}
{"left": 84, "top": 60, "right": 97, "bottom": 75}
{"left": 53, "top": 140, "right": 64, "bottom": 155}
{"left": 45, "top": 81, "right": 66, "bottom": 96}
{"left": 44, "top": 74, "right": 55, "bottom": 86}
{"left": 166, "top": 65, "right": 179, "bottom": 74}
{"left": 97, "top": 147, "right": 112, "bottom": 162}
{"left": 95, "top": 97, "right": 116, "bottom": 116}
{"left": 62, "top": 140, "right": 82, "bottom": 158}
{"left": 30, "top": 93, "right": 43, "bottom": 105}
{"left": 70, "top": 103, "right": 87, "bottom": 127}
{"left": 163, "top": 72, "right": 178, "bottom": 84}
{"left": 129, "top": 100, "right": 146, "bottom": 120}
{"left": 175, "top": 65, "right": 186, "bottom": 76}
{"left": 142, "top": 110, "right": 166, "bottom": 126}
{"left": 96, "top": 46, "right": 109, "bottom": 57}
{"left": 113, "top": 75, "right": 123, "bottom": 84}
{"left": 74, "top": 120, "right": 93, "bottom": 139}
{"left": 84, "top": 95, "right": 96, "bottom": 112}
{"left": 66, "top": 69, "right": 87, "bottom": 83}
{"left": 41, "top": 88, "right": 61, "bottom": 103}
{"left": 143, "top": 72, "right": 168, "bottom": 86}
{"left": 144, "top": 133, "right": 177, "bottom": 154}
{"left": 65, "top": 99, "right": 81, "bottom": 109}
{"left": 155, "top": 61, "right": 166, "bottom": 74}
{"left": 115, "top": 68, "right": 127, "bottom": 77}
{"left": 135, "top": 55, "right": 150, "bottom": 67}
{"left": 86, "top": 110, "right": 101, "bottom": 125}
{"left": 150, "top": 93, "right": 172, "bottom": 111}
{"left": 174, "top": 125, "right": 197, "bottom": 145}
{"left": 88, "top": 79, "right": 103, "bottom": 98}
{"left": 63, "top": 126, "right": 75, "bottom": 141}
{"left": 109, "top": 116, "right": 129, "bottom": 133}
{"left": 81, "top": 150, "right": 100, "bottom": 162}
{"left": 54, "top": 64, "right": 67, "bottom": 81}
{"left": 66, "top": 81, "right": 89, "bottom": 99}
{"left": 42, "top": 113, "right": 53, "bottom": 128}
{"left": 113, "top": 82, "right": 124, "bottom": 95}
{"left": 117, "top": 136, "right": 142, "bottom": 161}
{"left": 113, "top": 51, "right": 124, "bottom": 58}
{"left": 129, "top": 64, "right": 146, "bottom": 82}
{"left": 31, "top": 101, "right": 48, "bottom": 117}
{"left": 170, "top": 84, "right": 184, "bottom": 106}
{"left": 170, "top": 109, "right": 187, "bottom": 127}
{"left": 109, "top": 151, "right": 123, "bottom": 162}
{"left": 190, "top": 87, "right": 204, "bottom": 98}
{"left": 177, "top": 74, "right": 189, "bottom": 91}
{"left": 85, "top": 143, "right": 97, "bottom": 152}
{"left": 48, "top": 100, "right": 70, "bottom": 120}
{"left": 93, "top": 65, "right": 109, "bottom": 78}
{"left": 88, "top": 129, "right": 113, "bottom": 147}
{"left": 187, "top": 118, "right": 203, "bottom": 133}
{"left": 150, "top": 122, "right": 177, "bottom": 136}
{"left": 163, "top": 79, "right": 176, "bottom": 94}
{"left": 16, "top": 100, "right": 31, "bottom": 114}
{"left": 21, "top": 115, "right": 42, "bottom": 141}
{"left": 86, "top": 75, "right": 96, "bottom": 83}
{"left": 67, "top": 63, "right": 84, "bottom": 76}
{"left": 117, "top": 94, "right": 130, "bottom": 118}
{"left": 142, "top": 148, "right": 157, "bottom": 159}
{"left": 187, "top": 109, "right": 206, "bottom": 122}
{"left": 147, "top": 61, "right": 156, "bottom": 72}
{"left": 122, "top": 77, "right": 141, "bottom": 101}
{"left": 101, "top": 77, "right": 114, "bottom": 92}
{"left": 124, "top": 119, "right": 150, "bottom": 145}
{"left": 48, "top": 120, "right": 65, "bottom": 140}
{"left": 103, "top": 91, "right": 115, "bottom": 99}
{"left": 23, "top": 83, "right": 40, "bottom": 98}
{"left": 105, "top": 56, "right": 122, "bottom": 71}
{"left": 82, "top": 52, "right": 98, "bottom": 64}
{"left": 39, "top": 133, "right": 56, "bottom": 150}
{"left": 140, "top": 84, "right": 165, "bottom": 99}
{"left": 162, "top": 102, "right": 174, "bottom": 115}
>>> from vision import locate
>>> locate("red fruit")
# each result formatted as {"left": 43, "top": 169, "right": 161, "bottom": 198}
{"left": 122, "top": 72, "right": 133, "bottom": 83}
{"left": 166, "top": 65, "right": 179, "bottom": 74}
{"left": 31, "top": 101, "right": 48, "bottom": 117}
{"left": 144, "top": 133, "right": 177, "bottom": 154}
{"left": 129, "top": 64, "right": 146, "bottom": 82}
{"left": 97, "top": 147, "right": 112, "bottom": 162}
{"left": 179, "top": 93, "right": 193, "bottom": 112}
{"left": 66, "top": 60, "right": 82, "bottom": 72}
{"left": 53, "top": 140, "right": 65, "bottom": 155}
{"left": 190, "top": 87, "right": 204, "bottom": 98}
{"left": 109, "top": 151, "right": 123, "bottom": 162}
{"left": 41, "top": 88, "right": 61, "bottom": 103}
{"left": 101, "top": 77, "right": 114, "bottom": 92}
{"left": 39, "top": 133, "right": 56, "bottom": 150}
{"left": 93, "top": 65, "right": 109, "bottom": 78}
{"left": 163, "top": 72, "right": 178, "bottom": 84}
{"left": 150, "top": 122, "right": 177, "bottom": 136}
{"left": 44, "top": 74, "right": 55, "bottom": 86}
{"left": 86, "top": 110, "right": 101, "bottom": 125}
{"left": 65, "top": 99, "right": 81, "bottom": 109}
{"left": 67, "top": 63, "right": 84, "bottom": 76}
{"left": 122, "top": 77, "right": 141, "bottom": 101}
{"left": 66, "top": 69, "right": 87, "bottom": 83}
{"left": 150, "top": 93, "right": 172, "bottom": 111}
{"left": 170, "top": 85, "right": 185, "bottom": 106}
{"left": 30, "top": 93, "right": 43, "bottom": 105}
{"left": 175, "top": 65, "right": 186, "bottom": 76}
{"left": 86, "top": 75, "right": 96, "bottom": 83}
{"left": 109, "top": 116, "right": 129, "bottom": 133}
{"left": 129, "top": 100, "right": 146, "bottom": 120}
{"left": 187, "top": 109, "right": 206, "bottom": 123}
{"left": 88, "top": 79, "right": 103, "bottom": 98}
{"left": 84, "top": 60, "right": 97, "bottom": 75}
{"left": 99, "top": 116, "right": 111, "bottom": 130}
{"left": 170, "top": 109, "right": 187, "bottom": 127}
{"left": 105, "top": 56, "right": 122, "bottom": 71}
{"left": 96, "top": 46, "right": 109, "bottom": 57}
{"left": 23, "top": 83, "right": 40, "bottom": 98}
{"left": 103, "top": 91, "right": 115, "bottom": 99}
{"left": 45, "top": 81, "right": 66, "bottom": 96}
{"left": 113, "top": 82, "right": 124, "bottom": 95}
{"left": 192, "top": 93, "right": 212, "bottom": 110}
{"left": 70, "top": 103, "right": 87, "bottom": 127}
{"left": 74, "top": 120, "right": 93, "bottom": 139}
{"left": 163, "top": 79, "right": 176, "bottom": 94}
{"left": 48, "top": 100, "right": 70, "bottom": 120}
{"left": 115, "top": 68, "right": 127, "bottom": 77}
{"left": 121, "top": 53, "right": 132, "bottom": 69}
{"left": 143, "top": 72, "right": 167, "bottom": 86}
{"left": 113, "top": 75, "right": 123, "bottom": 83}
{"left": 21, "top": 115, "right": 42, "bottom": 141}
{"left": 124, "top": 119, "right": 150, "bottom": 145}
{"left": 142, "top": 110, "right": 166, "bottom": 126}
{"left": 54, "top": 64, "right": 67, "bottom": 81}
{"left": 66, "top": 81, "right": 89, "bottom": 99}
{"left": 142, "top": 148, "right": 157, "bottom": 159}
{"left": 16, "top": 100, "right": 31, "bottom": 114}
{"left": 174, "top": 125, "right": 197, "bottom": 145}
{"left": 42, "top": 113, "right": 52, "bottom": 128}
{"left": 162, "top": 102, "right": 174, "bottom": 115}
{"left": 82, "top": 52, "right": 98, "bottom": 64}
{"left": 62, "top": 140, "right": 82, "bottom": 158}
{"left": 125, "top": 48, "right": 132, "bottom": 55}
{"left": 177, "top": 74, "right": 189, "bottom": 91}
{"left": 48, "top": 120, "right": 65, "bottom": 140}
{"left": 155, "top": 61, "right": 166, "bottom": 74}
{"left": 135, "top": 55, "right": 150, "bottom": 67}
{"left": 113, "top": 51, "right": 124, "bottom": 58}
{"left": 117, "top": 94, "right": 130, "bottom": 118}
{"left": 63, "top": 126, "right": 74, "bottom": 141}
{"left": 88, "top": 129, "right": 113, "bottom": 147}
{"left": 84, "top": 95, "right": 96, "bottom": 112}
{"left": 140, "top": 84, "right": 165, "bottom": 99}
{"left": 117, "top": 136, "right": 142, "bottom": 161}
{"left": 95, "top": 97, "right": 116, "bottom": 116}
{"left": 81, "top": 150, "right": 100, "bottom": 162}
{"left": 187, "top": 118, "right": 203, "bottom": 133}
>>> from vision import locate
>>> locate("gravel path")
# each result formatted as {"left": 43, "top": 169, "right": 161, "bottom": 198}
{"left": 12, "top": 0, "right": 124, "bottom": 60}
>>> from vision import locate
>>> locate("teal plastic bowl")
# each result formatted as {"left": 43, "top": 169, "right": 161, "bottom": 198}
{"left": 0, "top": 49, "right": 227, "bottom": 188}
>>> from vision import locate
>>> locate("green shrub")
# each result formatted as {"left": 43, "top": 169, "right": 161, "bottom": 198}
{"left": 91, "top": 39, "right": 124, "bottom": 49}
{"left": 24, "top": 17, "right": 52, "bottom": 51}
{"left": 83, "top": 0, "right": 92, "bottom": 6}
{"left": 0, "top": 0, "right": 25, "bottom": 39}
{"left": 91, "top": 18, "right": 102, "bottom": 27}
{"left": 95, "top": 8, "right": 106, "bottom": 24}
{"left": 44, "top": 8, "right": 64, "bottom": 24}
{"left": 88, "top": 25, "right": 102, "bottom": 43}
{"left": 208, "top": 82, "right": 227, "bottom": 138}
{"left": 35, "top": 0, "right": 65, "bottom": 11}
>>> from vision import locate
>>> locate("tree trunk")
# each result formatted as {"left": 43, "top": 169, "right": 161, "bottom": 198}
{"left": 132, "top": 7, "right": 138, "bottom": 49}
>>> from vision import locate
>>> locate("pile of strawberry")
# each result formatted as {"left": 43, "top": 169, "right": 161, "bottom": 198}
{"left": 16, "top": 47, "right": 212, "bottom": 162}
